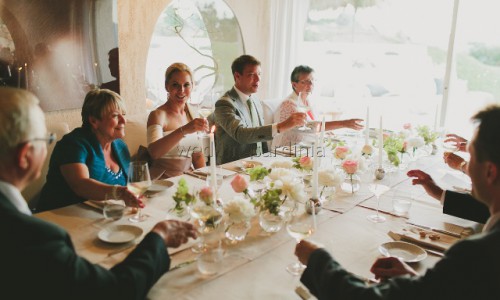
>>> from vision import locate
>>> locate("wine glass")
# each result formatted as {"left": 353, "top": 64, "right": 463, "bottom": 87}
{"left": 296, "top": 92, "right": 312, "bottom": 131}
{"left": 198, "top": 91, "right": 218, "bottom": 136}
{"left": 367, "top": 183, "right": 390, "bottom": 223}
{"left": 128, "top": 161, "right": 152, "bottom": 223}
{"left": 286, "top": 209, "right": 315, "bottom": 275}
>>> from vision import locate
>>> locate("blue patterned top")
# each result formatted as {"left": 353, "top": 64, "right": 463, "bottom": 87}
{"left": 38, "top": 127, "right": 130, "bottom": 212}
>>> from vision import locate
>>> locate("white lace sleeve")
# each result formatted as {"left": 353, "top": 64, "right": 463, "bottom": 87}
{"left": 147, "top": 124, "right": 163, "bottom": 145}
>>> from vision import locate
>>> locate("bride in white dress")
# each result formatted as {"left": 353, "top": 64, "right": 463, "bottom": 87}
{"left": 147, "top": 63, "right": 208, "bottom": 179}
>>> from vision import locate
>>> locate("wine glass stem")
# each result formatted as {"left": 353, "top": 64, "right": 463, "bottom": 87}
{"left": 375, "top": 196, "right": 380, "bottom": 217}
{"left": 136, "top": 207, "right": 142, "bottom": 219}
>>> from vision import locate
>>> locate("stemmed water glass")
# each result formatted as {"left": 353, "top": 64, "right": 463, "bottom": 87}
{"left": 296, "top": 92, "right": 312, "bottom": 131}
{"left": 286, "top": 208, "right": 315, "bottom": 275}
{"left": 127, "top": 161, "right": 152, "bottom": 223}
{"left": 367, "top": 183, "right": 390, "bottom": 223}
{"left": 198, "top": 91, "right": 218, "bottom": 135}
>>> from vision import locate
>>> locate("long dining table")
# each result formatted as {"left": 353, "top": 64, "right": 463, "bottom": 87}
{"left": 35, "top": 143, "right": 482, "bottom": 299}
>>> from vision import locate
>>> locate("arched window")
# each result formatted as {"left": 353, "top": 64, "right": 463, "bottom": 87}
{"left": 145, "top": 0, "right": 244, "bottom": 109}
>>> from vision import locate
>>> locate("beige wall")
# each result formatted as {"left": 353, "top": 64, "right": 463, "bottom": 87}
{"left": 45, "top": 0, "right": 271, "bottom": 130}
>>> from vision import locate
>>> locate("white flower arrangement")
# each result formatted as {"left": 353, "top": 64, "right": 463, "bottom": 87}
{"left": 223, "top": 197, "right": 256, "bottom": 223}
{"left": 406, "top": 136, "right": 425, "bottom": 149}
{"left": 274, "top": 177, "right": 307, "bottom": 202}
{"left": 268, "top": 168, "right": 296, "bottom": 181}
{"left": 318, "top": 169, "right": 343, "bottom": 187}
{"left": 270, "top": 160, "right": 294, "bottom": 169}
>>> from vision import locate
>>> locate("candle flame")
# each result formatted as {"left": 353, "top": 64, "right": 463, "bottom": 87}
{"left": 211, "top": 125, "right": 216, "bottom": 133}
{"left": 24, "top": 63, "right": 27, "bottom": 67}
{"left": 18, "top": 67, "right": 22, "bottom": 71}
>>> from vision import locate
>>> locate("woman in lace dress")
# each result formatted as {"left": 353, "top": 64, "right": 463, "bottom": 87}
{"left": 272, "top": 65, "right": 364, "bottom": 149}
{"left": 147, "top": 63, "right": 208, "bottom": 179}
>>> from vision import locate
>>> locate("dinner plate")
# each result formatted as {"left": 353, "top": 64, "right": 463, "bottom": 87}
{"left": 148, "top": 180, "right": 173, "bottom": 193}
{"left": 239, "top": 160, "right": 263, "bottom": 169}
{"left": 378, "top": 241, "right": 427, "bottom": 263}
{"left": 98, "top": 225, "right": 143, "bottom": 244}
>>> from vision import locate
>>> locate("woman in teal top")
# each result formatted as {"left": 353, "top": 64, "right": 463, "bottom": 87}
{"left": 38, "top": 89, "right": 141, "bottom": 212}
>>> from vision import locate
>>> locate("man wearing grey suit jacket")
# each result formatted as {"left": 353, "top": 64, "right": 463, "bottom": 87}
{"left": 213, "top": 55, "right": 306, "bottom": 164}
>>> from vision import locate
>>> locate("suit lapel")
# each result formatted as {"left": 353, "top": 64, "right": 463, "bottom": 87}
{"left": 227, "top": 88, "right": 252, "bottom": 127}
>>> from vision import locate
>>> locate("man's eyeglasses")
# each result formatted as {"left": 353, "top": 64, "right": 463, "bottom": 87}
{"left": 30, "top": 133, "right": 56, "bottom": 145}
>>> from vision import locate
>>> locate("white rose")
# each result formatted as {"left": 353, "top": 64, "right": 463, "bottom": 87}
{"left": 224, "top": 197, "right": 256, "bottom": 223}
{"left": 407, "top": 136, "right": 425, "bottom": 148}
{"left": 280, "top": 177, "right": 306, "bottom": 202}
{"left": 318, "top": 169, "right": 342, "bottom": 187}
{"left": 268, "top": 168, "right": 295, "bottom": 181}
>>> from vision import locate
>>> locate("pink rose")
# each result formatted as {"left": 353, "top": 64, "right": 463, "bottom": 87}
{"left": 299, "top": 156, "right": 313, "bottom": 170}
{"left": 403, "top": 123, "right": 412, "bottom": 130}
{"left": 342, "top": 159, "right": 358, "bottom": 174}
{"left": 231, "top": 174, "right": 249, "bottom": 193}
{"left": 334, "top": 146, "right": 349, "bottom": 160}
{"left": 402, "top": 141, "right": 408, "bottom": 152}
{"left": 199, "top": 186, "right": 213, "bottom": 204}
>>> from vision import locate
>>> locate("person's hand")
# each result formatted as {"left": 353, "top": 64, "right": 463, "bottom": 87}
{"left": 278, "top": 112, "right": 307, "bottom": 132}
{"left": 191, "top": 151, "right": 206, "bottom": 169}
{"left": 407, "top": 169, "right": 443, "bottom": 200}
{"left": 444, "top": 134, "right": 468, "bottom": 152}
{"left": 342, "top": 118, "right": 364, "bottom": 131}
{"left": 443, "top": 152, "right": 467, "bottom": 173}
{"left": 151, "top": 220, "right": 198, "bottom": 248}
{"left": 295, "top": 240, "right": 322, "bottom": 266}
{"left": 184, "top": 118, "right": 209, "bottom": 134}
{"left": 117, "top": 186, "right": 144, "bottom": 208}
{"left": 370, "top": 257, "right": 418, "bottom": 281}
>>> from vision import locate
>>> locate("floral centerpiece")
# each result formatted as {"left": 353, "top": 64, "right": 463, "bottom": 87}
{"left": 341, "top": 159, "right": 359, "bottom": 193}
{"left": 292, "top": 156, "right": 313, "bottom": 171}
{"left": 382, "top": 134, "right": 405, "bottom": 167}
{"left": 406, "top": 136, "right": 425, "bottom": 156}
{"left": 223, "top": 197, "right": 256, "bottom": 242}
{"left": 318, "top": 169, "right": 342, "bottom": 197}
{"left": 334, "top": 145, "right": 350, "bottom": 160}
{"left": 172, "top": 178, "right": 196, "bottom": 216}
{"left": 416, "top": 125, "right": 439, "bottom": 145}
{"left": 246, "top": 166, "right": 270, "bottom": 181}
{"left": 270, "top": 160, "right": 294, "bottom": 169}
{"left": 231, "top": 174, "right": 255, "bottom": 199}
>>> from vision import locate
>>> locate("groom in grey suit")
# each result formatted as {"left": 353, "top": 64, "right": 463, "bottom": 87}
{"left": 213, "top": 55, "right": 306, "bottom": 164}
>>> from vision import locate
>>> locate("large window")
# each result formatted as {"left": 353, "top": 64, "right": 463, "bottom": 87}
{"left": 145, "top": 0, "right": 244, "bottom": 109}
{"left": 301, "top": 0, "right": 500, "bottom": 135}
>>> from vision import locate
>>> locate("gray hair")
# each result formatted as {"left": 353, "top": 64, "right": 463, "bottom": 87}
{"left": 0, "top": 87, "right": 43, "bottom": 159}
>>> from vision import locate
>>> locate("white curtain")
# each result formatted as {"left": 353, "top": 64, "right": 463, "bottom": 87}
{"left": 267, "top": 0, "right": 310, "bottom": 100}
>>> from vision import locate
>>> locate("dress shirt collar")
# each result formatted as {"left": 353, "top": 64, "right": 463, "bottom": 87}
{"left": 483, "top": 211, "right": 500, "bottom": 232}
{"left": 234, "top": 86, "right": 251, "bottom": 103}
{"left": 0, "top": 180, "right": 31, "bottom": 215}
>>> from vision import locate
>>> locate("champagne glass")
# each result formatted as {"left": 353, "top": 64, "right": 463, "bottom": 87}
{"left": 296, "top": 92, "right": 312, "bottom": 131}
{"left": 286, "top": 210, "right": 315, "bottom": 275}
{"left": 128, "top": 161, "right": 152, "bottom": 223}
{"left": 198, "top": 91, "right": 218, "bottom": 136}
{"left": 367, "top": 183, "right": 390, "bottom": 223}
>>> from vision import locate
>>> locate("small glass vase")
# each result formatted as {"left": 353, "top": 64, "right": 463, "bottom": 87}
{"left": 340, "top": 173, "right": 360, "bottom": 193}
{"left": 259, "top": 210, "right": 284, "bottom": 233}
{"left": 225, "top": 220, "right": 251, "bottom": 243}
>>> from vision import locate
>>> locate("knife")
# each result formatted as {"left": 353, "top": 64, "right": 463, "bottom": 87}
{"left": 406, "top": 222, "right": 462, "bottom": 238}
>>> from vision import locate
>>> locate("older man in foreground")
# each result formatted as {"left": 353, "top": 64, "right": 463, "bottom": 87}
{"left": 0, "top": 87, "right": 197, "bottom": 299}
{"left": 295, "top": 105, "right": 500, "bottom": 299}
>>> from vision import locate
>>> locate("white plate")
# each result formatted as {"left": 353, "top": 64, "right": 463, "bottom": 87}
{"left": 239, "top": 160, "right": 263, "bottom": 169}
{"left": 379, "top": 241, "right": 427, "bottom": 263}
{"left": 98, "top": 225, "right": 143, "bottom": 244}
{"left": 148, "top": 180, "right": 174, "bottom": 193}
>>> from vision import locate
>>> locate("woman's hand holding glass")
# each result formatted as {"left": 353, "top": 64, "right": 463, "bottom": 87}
{"left": 183, "top": 118, "right": 209, "bottom": 135}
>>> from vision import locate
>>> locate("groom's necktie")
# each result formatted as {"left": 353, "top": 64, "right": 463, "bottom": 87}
{"left": 247, "top": 98, "right": 263, "bottom": 156}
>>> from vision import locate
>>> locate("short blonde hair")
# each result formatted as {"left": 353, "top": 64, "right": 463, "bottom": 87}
{"left": 164, "top": 62, "right": 194, "bottom": 85}
{"left": 81, "top": 89, "right": 126, "bottom": 128}
{"left": 0, "top": 87, "right": 43, "bottom": 159}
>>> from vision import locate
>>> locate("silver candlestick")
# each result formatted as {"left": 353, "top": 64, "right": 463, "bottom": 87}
{"left": 305, "top": 197, "right": 323, "bottom": 214}
{"left": 375, "top": 167, "right": 385, "bottom": 180}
